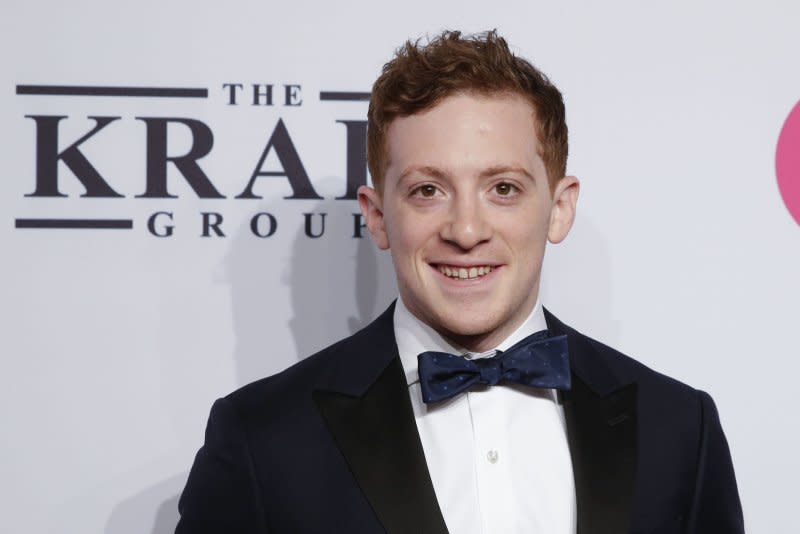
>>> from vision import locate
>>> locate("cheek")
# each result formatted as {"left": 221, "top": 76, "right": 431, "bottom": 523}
{"left": 385, "top": 204, "right": 437, "bottom": 255}
{"left": 498, "top": 206, "right": 549, "bottom": 244}
{"left": 385, "top": 214, "right": 426, "bottom": 267}
{"left": 499, "top": 213, "right": 550, "bottom": 270}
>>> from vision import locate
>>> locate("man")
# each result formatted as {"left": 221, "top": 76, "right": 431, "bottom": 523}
{"left": 176, "top": 30, "right": 744, "bottom": 533}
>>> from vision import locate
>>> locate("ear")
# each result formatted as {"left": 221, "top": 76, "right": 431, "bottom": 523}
{"left": 357, "top": 185, "right": 390, "bottom": 250}
{"left": 547, "top": 175, "right": 580, "bottom": 244}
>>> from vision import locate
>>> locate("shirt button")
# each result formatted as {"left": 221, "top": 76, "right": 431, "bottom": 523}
{"left": 487, "top": 450, "right": 499, "bottom": 464}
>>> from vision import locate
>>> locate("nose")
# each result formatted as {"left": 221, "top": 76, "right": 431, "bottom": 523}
{"left": 439, "top": 194, "right": 492, "bottom": 250}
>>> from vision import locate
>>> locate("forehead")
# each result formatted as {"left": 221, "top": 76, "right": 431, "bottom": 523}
{"left": 384, "top": 92, "right": 543, "bottom": 177}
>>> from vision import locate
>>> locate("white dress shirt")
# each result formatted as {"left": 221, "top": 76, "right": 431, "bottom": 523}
{"left": 393, "top": 297, "right": 577, "bottom": 534}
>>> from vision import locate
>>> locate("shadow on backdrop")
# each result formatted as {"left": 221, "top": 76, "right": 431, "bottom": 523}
{"left": 540, "top": 213, "right": 618, "bottom": 345}
{"left": 223, "top": 185, "right": 396, "bottom": 385}
{"left": 105, "top": 473, "right": 184, "bottom": 534}
{"left": 223, "top": 198, "right": 288, "bottom": 386}
{"left": 287, "top": 195, "right": 397, "bottom": 360}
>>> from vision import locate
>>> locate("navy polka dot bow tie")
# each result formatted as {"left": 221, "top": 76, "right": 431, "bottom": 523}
{"left": 417, "top": 330, "right": 571, "bottom": 404}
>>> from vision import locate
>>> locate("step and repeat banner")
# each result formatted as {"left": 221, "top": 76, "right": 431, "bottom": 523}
{"left": 2, "top": 1, "right": 799, "bottom": 532}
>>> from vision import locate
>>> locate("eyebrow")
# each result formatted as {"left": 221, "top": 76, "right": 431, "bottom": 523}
{"left": 479, "top": 165, "right": 535, "bottom": 182}
{"left": 398, "top": 164, "right": 535, "bottom": 183}
{"left": 397, "top": 165, "right": 448, "bottom": 183}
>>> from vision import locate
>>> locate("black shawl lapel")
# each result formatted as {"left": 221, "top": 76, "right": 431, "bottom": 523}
{"left": 545, "top": 309, "right": 638, "bottom": 534}
{"left": 312, "top": 303, "right": 449, "bottom": 534}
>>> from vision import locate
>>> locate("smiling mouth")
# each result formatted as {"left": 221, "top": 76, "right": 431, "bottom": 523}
{"left": 436, "top": 264, "right": 495, "bottom": 280}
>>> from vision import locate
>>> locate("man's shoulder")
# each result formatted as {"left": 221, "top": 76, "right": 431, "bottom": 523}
{"left": 586, "top": 329, "right": 697, "bottom": 394}
{"left": 219, "top": 304, "right": 398, "bottom": 428}
{"left": 549, "top": 309, "right": 701, "bottom": 403}
{"left": 224, "top": 329, "right": 365, "bottom": 416}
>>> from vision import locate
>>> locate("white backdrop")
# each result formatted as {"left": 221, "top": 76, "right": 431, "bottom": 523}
{"left": 2, "top": 1, "right": 799, "bottom": 532}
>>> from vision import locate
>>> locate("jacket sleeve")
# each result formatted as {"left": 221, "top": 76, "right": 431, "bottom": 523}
{"left": 685, "top": 390, "right": 745, "bottom": 533}
{"left": 175, "top": 397, "right": 269, "bottom": 534}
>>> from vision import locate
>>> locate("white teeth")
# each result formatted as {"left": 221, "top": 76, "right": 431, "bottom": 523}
{"left": 437, "top": 265, "right": 494, "bottom": 280}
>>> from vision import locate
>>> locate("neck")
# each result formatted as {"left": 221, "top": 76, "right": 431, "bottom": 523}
{"left": 442, "top": 330, "right": 507, "bottom": 353}
{"left": 439, "top": 316, "right": 525, "bottom": 353}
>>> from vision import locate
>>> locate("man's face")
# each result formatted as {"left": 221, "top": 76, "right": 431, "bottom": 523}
{"left": 359, "top": 92, "right": 578, "bottom": 350}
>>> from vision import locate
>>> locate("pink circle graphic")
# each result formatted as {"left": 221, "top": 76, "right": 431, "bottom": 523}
{"left": 776, "top": 100, "right": 800, "bottom": 225}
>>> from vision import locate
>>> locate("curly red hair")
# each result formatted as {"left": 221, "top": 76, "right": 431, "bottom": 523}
{"left": 367, "top": 30, "right": 568, "bottom": 194}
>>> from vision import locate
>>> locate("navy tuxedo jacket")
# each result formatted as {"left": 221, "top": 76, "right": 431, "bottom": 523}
{"left": 176, "top": 304, "right": 744, "bottom": 533}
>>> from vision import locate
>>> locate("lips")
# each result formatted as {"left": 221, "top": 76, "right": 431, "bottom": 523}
{"left": 435, "top": 264, "right": 494, "bottom": 280}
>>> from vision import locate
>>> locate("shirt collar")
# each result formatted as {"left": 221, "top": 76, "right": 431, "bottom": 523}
{"left": 393, "top": 296, "right": 548, "bottom": 386}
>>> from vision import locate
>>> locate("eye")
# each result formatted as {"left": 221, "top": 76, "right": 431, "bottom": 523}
{"left": 494, "top": 182, "right": 518, "bottom": 196}
{"left": 412, "top": 184, "right": 440, "bottom": 198}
